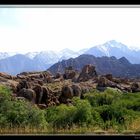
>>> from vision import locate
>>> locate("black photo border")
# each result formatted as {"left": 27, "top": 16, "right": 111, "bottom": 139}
{"left": 0, "top": 3, "right": 140, "bottom": 140}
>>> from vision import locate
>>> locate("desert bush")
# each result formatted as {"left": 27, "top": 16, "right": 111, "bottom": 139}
{"left": 72, "top": 97, "right": 93, "bottom": 125}
{"left": 0, "top": 84, "right": 140, "bottom": 133}
{"left": 45, "top": 98, "right": 93, "bottom": 128}
{"left": 84, "top": 87, "right": 122, "bottom": 107}
{"left": 113, "top": 92, "right": 140, "bottom": 112}
{"left": 115, "top": 99, "right": 140, "bottom": 111}
{"left": 95, "top": 105, "right": 127, "bottom": 125}
{"left": 125, "top": 102, "right": 140, "bottom": 111}
{"left": 0, "top": 85, "right": 47, "bottom": 128}
{"left": 122, "top": 92, "right": 140, "bottom": 99}
{"left": 45, "top": 104, "right": 77, "bottom": 128}
{"left": 0, "top": 85, "right": 11, "bottom": 103}
{"left": 91, "top": 109, "right": 103, "bottom": 126}
{"left": 27, "top": 106, "right": 47, "bottom": 128}
{"left": 0, "top": 114, "right": 9, "bottom": 127}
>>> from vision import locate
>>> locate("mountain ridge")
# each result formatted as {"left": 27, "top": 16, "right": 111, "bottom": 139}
{"left": 48, "top": 54, "right": 140, "bottom": 78}
{"left": 0, "top": 40, "right": 140, "bottom": 75}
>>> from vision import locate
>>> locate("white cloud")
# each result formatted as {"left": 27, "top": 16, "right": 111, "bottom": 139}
{"left": 0, "top": 8, "right": 140, "bottom": 52}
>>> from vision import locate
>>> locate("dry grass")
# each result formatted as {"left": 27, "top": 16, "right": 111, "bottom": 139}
{"left": 123, "top": 118, "right": 140, "bottom": 134}
{"left": 1, "top": 122, "right": 140, "bottom": 135}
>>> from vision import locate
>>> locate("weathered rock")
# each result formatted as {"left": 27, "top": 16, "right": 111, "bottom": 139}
{"left": 45, "top": 75, "right": 54, "bottom": 83}
{"left": 55, "top": 72, "right": 62, "bottom": 79}
{"left": 37, "top": 80, "right": 44, "bottom": 86}
{"left": 37, "top": 104, "right": 47, "bottom": 109}
{"left": 79, "top": 83, "right": 92, "bottom": 94}
{"left": 63, "top": 66, "right": 77, "bottom": 80}
{"left": 61, "top": 85, "right": 73, "bottom": 99}
{"left": 113, "top": 78, "right": 121, "bottom": 84}
{"left": 16, "top": 96, "right": 26, "bottom": 101}
{"left": 17, "top": 74, "right": 27, "bottom": 80}
{"left": 52, "top": 97, "right": 58, "bottom": 102}
{"left": 59, "top": 96, "right": 72, "bottom": 104}
{"left": 97, "top": 76, "right": 119, "bottom": 91}
{"left": 55, "top": 100, "right": 60, "bottom": 105}
{"left": 58, "top": 85, "right": 74, "bottom": 104}
{"left": 8, "top": 82, "right": 18, "bottom": 93}
{"left": 131, "top": 82, "right": 140, "bottom": 92}
{"left": 71, "top": 84, "right": 82, "bottom": 97}
{"left": 17, "top": 88, "right": 36, "bottom": 103}
{"left": 41, "top": 86, "right": 49, "bottom": 104}
{"left": 77, "top": 64, "right": 97, "bottom": 82}
{"left": 33, "top": 84, "right": 43, "bottom": 104}
{"left": 105, "top": 74, "right": 113, "bottom": 81}
{"left": 0, "top": 77, "right": 8, "bottom": 82}
{"left": 97, "top": 76, "right": 108, "bottom": 87}
{"left": 53, "top": 78, "right": 62, "bottom": 83}
{"left": 120, "top": 78, "right": 130, "bottom": 84}
{"left": 16, "top": 80, "right": 32, "bottom": 92}
{"left": 17, "top": 71, "right": 54, "bottom": 84}
{"left": 33, "top": 85, "right": 50, "bottom": 105}
{"left": 0, "top": 72, "right": 13, "bottom": 80}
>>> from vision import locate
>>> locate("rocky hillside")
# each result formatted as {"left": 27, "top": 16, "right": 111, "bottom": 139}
{"left": 0, "top": 64, "right": 140, "bottom": 110}
{"left": 48, "top": 54, "right": 140, "bottom": 78}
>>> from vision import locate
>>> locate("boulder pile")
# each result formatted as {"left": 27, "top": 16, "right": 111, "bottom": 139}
{"left": 0, "top": 65, "right": 139, "bottom": 109}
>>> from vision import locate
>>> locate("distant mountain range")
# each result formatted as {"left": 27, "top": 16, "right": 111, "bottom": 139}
{"left": 84, "top": 40, "right": 140, "bottom": 64}
{"left": 48, "top": 54, "right": 140, "bottom": 78}
{"left": 0, "top": 49, "right": 84, "bottom": 75}
{"left": 1, "top": 40, "right": 140, "bottom": 75}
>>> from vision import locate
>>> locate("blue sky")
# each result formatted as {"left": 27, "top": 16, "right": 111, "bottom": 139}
{"left": 0, "top": 8, "right": 140, "bottom": 52}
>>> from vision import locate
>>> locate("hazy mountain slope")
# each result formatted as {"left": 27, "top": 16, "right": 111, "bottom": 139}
{"left": 1, "top": 40, "right": 140, "bottom": 75}
{"left": 48, "top": 54, "right": 140, "bottom": 78}
{"left": 0, "top": 54, "right": 38, "bottom": 75}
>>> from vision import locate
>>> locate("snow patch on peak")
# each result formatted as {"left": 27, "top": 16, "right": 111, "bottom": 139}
{"left": 25, "top": 52, "right": 39, "bottom": 59}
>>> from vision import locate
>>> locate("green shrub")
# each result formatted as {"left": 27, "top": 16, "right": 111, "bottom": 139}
{"left": 95, "top": 105, "right": 127, "bottom": 124}
{"left": 72, "top": 97, "right": 93, "bottom": 125}
{"left": 104, "top": 87, "right": 122, "bottom": 95}
{"left": 27, "top": 106, "right": 47, "bottom": 128}
{"left": 126, "top": 102, "right": 140, "bottom": 111}
{"left": 0, "top": 85, "right": 11, "bottom": 103}
{"left": 44, "top": 106, "right": 59, "bottom": 123}
{"left": 113, "top": 92, "right": 140, "bottom": 112}
{"left": 84, "top": 87, "right": 122, "bottom": 107}
{"left": 0, "top": 114, "right": 9, "bottom": 127}
{"left": 45, "top": 104, "right": 77, "bottom": 128}
{"left": 0, "top": 85, "right": 47, "bottom": 128}
{"left": 121, "top": 92, "right": 140, "bottom": 100}
{"left": 91, "top": 109, "right": 103, "bottom": 126}
{"left": 45, "top": 98, "right": 93, "bottom": 128}
{"left": 0, "top": 84, "right": 140, "bottom": 133}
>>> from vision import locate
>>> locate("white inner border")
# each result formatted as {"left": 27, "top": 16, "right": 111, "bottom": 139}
{"left": 0, "top": 5, "right": 140, "bottom": 8}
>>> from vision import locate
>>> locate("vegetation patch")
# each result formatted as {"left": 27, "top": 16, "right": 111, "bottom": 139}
{"left": 0, "top": 85, "right": 140, "bottom": 134}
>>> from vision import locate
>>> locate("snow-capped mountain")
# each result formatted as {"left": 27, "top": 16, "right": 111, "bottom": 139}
{"left": 0, "top": 52, "right": 10, "bottom": 60}
{"left": 85, "top": 40, "right": 140, "bottom": 64}
{"left": 33, "top": 51, "right": 59, "bottom": 65}
{"left": 58, "top": 48, "right": 80, "bottom": 61}
{"left": 0, "top": 52, "right": 18, "bottom": 60}
{"left": 25, "top": 52, "right": 39, "bottom": 59}
{"left": 77, "top": 48, "right": 89, "bottom": 55}
{"left": 1, "top": 40, "right": 140, "bottom": 75}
